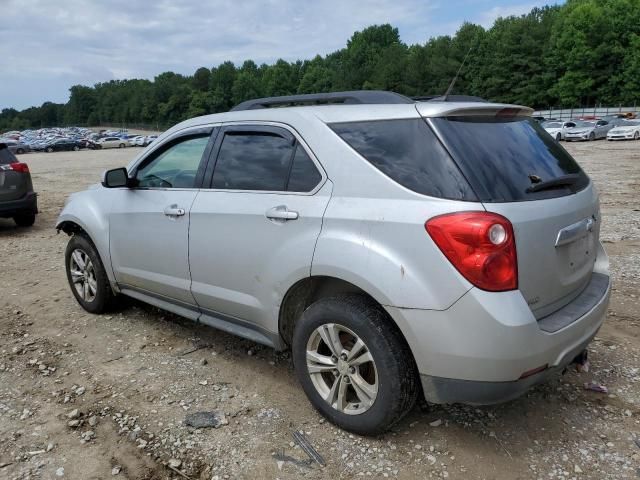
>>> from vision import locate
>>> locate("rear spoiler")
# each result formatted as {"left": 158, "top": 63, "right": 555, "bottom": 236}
{"left": 416, "top": 102, "right": 534, "bottom": 118}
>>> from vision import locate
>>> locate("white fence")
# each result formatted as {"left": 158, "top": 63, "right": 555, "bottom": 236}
{"left": 533, "top": 106, "right": 639, "bottom": 121}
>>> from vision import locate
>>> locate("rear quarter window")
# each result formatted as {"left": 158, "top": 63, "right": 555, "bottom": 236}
{"left": 329, "top": 119, "right": 476, "bottom": 201}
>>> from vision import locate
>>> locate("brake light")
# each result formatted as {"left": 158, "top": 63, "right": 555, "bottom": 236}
{"left": 9, "top": 162, "right": 30, "bottom": 173}
{"left": 425, "top": 211, "right": 518, "bottom": 291}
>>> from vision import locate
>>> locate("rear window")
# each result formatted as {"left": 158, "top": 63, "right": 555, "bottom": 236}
{"left": 430, "top": 116, "right": 589, "bottom": 202}
{"left": 0, "top": 145, "right": 17, "bottom": 165}
{"left": 329, "top": 119, "right": 476, "bottom": 201}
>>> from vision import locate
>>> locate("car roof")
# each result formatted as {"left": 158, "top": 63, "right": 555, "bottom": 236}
{"left": 169, "top": 101, "right": 533, "bottom": 133}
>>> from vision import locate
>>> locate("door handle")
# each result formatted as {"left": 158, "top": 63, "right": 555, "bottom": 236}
{"left": 266, "top": 205, "right": 298, "bottom": 221}
{"left": 164, "top": 204, "right": 186, "bottom": 217}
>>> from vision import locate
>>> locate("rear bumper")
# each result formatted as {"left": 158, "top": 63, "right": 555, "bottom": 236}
{"left": 0, "top": 192, "right": 38, "bottom": 217}
{"left": 385, "top": 242, "right": 610, "bottom": 404}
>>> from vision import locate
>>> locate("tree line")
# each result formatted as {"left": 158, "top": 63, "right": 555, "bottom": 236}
{"left": 2, "top": 0, "right": 639, "bottom": 131}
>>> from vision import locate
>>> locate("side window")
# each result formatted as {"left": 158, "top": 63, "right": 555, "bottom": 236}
{"left": 287, "top": 145, "right": 322, "bottom": 192}
{"left": 136, "top": 135, "right": 209, "bottom": 189}
{"left": 212, "top": 131, "right": 294, "bottom": 191}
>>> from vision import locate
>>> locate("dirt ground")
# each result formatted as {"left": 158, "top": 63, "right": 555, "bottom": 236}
{"left": 0, "top": 140, "right": 639, "bottom": 480}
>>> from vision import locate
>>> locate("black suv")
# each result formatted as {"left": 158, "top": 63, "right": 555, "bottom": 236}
{"left": 0, "top": 143, "right": 37, "bottom": 226}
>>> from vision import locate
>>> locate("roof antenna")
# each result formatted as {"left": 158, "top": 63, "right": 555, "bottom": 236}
{"left": 442, "top": 45, "right": 474, "bottom": 101}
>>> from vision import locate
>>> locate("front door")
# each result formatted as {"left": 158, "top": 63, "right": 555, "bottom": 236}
{"left": 189, "top": 124, "right": 331, "bottom": 332}
{"left": 109, "top": 128, "right": 215, "bottom": 304}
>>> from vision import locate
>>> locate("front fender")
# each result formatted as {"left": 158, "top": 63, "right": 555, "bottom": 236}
{"left": 56, "top": 188, "right": 117, "bottom": 288}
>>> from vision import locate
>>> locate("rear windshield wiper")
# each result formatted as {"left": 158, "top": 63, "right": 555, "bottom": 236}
{"left": 526, "top": 174, "right": 582, "bottom": 193}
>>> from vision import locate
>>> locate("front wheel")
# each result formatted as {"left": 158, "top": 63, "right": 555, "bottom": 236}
{"left": 119, "top": 143, "right": 125, "bottom": 148}
{"left": 556, "top": 133, "right": 561, "bottom": 142}
{"left": 292, "top": 295, "right": 418, "bottom": 435}
{"left": 65, "top": 234, "right": 118, "bottom": 313}
{"left": 589, "top": 132, "right": 595, "bottom": 141}
{"left": 46, "top": 147, "right": 53, "bottom": 153}
{"left": 634, "top": 131, "right": 639, "bottom": 140}
{"left": 73, "top": 145, "right": 80, "bottom": 151}
{"left": 16, "top": 148, "right": 25, "bottom": 154}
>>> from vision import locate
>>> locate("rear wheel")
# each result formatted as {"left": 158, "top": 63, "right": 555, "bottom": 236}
{"left": 13, "top": 212, "right": 35, "bottom": 227}
{"left": 292, "top": 294, "right": 418, "bottom": 435}
{"left": 46, "top": 146, "right": 54, "bottom": 153}
{"left": 16, "top": 148, "right": 25, "bottom": 154}
{"left": 65, "top": 234, "right": 118, "bottom": 313}
{"left": 73, "top": 145, "right": 80, "bottom": 151}
{"left": 119, "top": 143, "right": 125, "bottom": 148}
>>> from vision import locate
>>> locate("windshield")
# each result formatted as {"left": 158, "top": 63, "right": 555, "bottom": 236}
{"left": 429, "top": 116, "right": 590, "bottom": 202}
{"left": 571, "top": 121, "right": 594, "bottom": 128}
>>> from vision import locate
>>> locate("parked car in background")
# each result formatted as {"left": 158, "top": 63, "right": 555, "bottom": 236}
{"left": 42, "top": 138, "right": 83, "bottom": 153}
{"left": 96, "top": 137, "right": 128, "bottom": 149}
{"left": 143, "top": 135, "right": 158, "bottom": 146}
{"left": 0, "top": 143, "right": 37, "bottom": 226}
{"left": 564, "top": 120, "right": 613, "bottom": 141}
{"left": 57, "top": 91, "right": 610, "bottom": 435}
{"left": 542, "top": 120, "right": 576, "bottom": 141}
{"left": 128, "top": 136, "right": 143, "bottom": 147}
{"left": 606, "top": 120, "right": 640, "bottom": 140}
{"left": 0, "top": 139, "right": 32, "bottom": 155}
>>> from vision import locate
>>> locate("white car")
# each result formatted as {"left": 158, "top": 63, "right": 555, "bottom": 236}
{"left": 97, "top": 137, "right": 127, "bottom": 149}
{"left": 542, "top": 121, "right": 576, "bottom": 141}
{"left": 606, "top": 120, "right": 640, "bottom": 141}
{"left": 143, "top": 135, "right": 158, "bottom": 146}
{"left": 128, "top": 136, "right": 143, "bottom": 147}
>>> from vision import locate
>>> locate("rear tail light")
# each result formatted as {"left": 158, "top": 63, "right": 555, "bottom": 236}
{"left": 10, "top": 162, "right": 30, "bottom": 173}
{"left": 425, "top": 211, "right": 518, "bottom": 292}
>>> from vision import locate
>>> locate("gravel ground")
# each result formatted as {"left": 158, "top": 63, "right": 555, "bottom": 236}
{"left": 0, "top": 140, "right": 639, "bottom": 480}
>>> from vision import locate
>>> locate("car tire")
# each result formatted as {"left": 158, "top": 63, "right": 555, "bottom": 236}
{"left": 292, "top": 294, "right": 418, "bottom": 435}
{"left": 634, "top": 132, "right": 639, "bottom": 140}
{"left": 555, "top": 133, "right": 561, "bottom": 142}
{"left": 119, "top": 143, "right": 125, "bottom": 148}
{"left": 46, "top": 147, "right": 53, "bottom": 153}
{"left": 73, "top": 146, "right": 80, "bottom": 151}
{"left": 65, "top": 234, "right": 118, "bottom": 314}
{"left": 16, "top": 148, "right": 25, "bottom": 154}
{"left": 589, "top": 132, "right": 595, "bottom": 141}
{"left": 13, "top": 212, "right": 35, "bottom": 227}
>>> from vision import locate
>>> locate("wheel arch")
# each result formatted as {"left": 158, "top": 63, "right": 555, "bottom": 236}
{"left": 278, "top": 276, "right": 415, "bottom": 357}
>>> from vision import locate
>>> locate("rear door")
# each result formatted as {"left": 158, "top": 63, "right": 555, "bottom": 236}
{"left": 188, "top": 124, "right": 331, "bottom": 330}
{"left": 428, "top": 112, "right": 599, "bottom": 318}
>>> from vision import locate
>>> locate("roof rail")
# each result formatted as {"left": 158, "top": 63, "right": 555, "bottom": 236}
{"left": 413, "top": 95, "right": 487, "bottom": 103}
{"left": 230, "top": 90, "right": 414, "bottom": 111}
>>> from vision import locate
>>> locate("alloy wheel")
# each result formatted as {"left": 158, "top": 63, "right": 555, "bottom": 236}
{"left": 69, "top": 248, "right": 97, "bottom": 303}
{"left": 306, "top": 323, "right": 378, "bottom": 415}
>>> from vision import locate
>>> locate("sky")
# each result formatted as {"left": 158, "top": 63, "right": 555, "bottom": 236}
{"left": 0, "top": 0, "right": 557, "bottom": 110}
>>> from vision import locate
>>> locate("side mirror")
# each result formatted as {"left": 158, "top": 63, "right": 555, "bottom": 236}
{"left": 102, "top": 167, "right": 131, "bottom": 188}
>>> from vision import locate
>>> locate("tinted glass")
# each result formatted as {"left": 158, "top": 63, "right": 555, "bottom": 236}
{"left": 330, "top": 119, "right": 476, "bottom": 201}
{"left": 287, "top": 145, "right": 322, "bottom": 192}
{"left": 136, "top": 135, "right": 209, "bottom": 188}
{"left": 431, "top": 116, "right": 589, "bottom": 202}
{"left": 212, "top": 132, "right": 293, "bottom": 191}
{"left": 0, "top": 145, "right": 17, "bottom": 164}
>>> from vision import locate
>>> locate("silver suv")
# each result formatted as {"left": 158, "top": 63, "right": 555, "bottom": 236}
{"left": 57, "top": 91, "right": 610, "bottom": 435}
